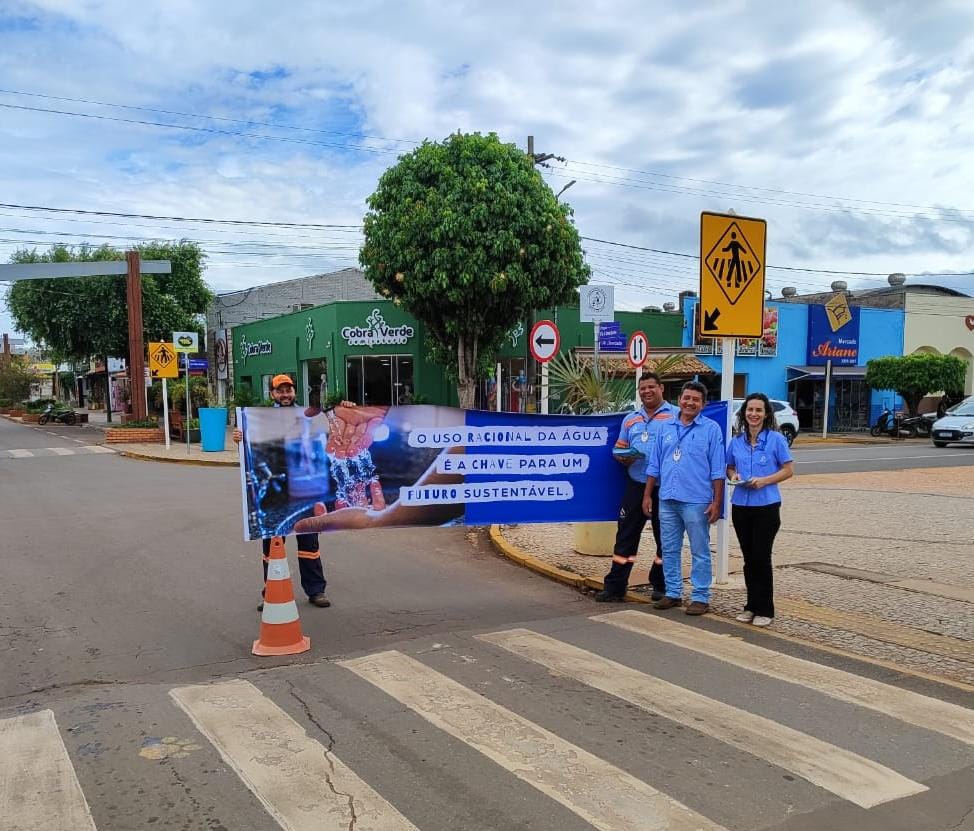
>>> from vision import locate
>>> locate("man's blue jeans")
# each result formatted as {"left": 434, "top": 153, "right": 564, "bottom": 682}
{"left": 659, "top": 499, "right": 713, "bottom": 603}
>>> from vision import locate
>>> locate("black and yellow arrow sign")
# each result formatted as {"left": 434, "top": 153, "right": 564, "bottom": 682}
{"left": 698, "top": 211, "right": 767, "bottom": 338}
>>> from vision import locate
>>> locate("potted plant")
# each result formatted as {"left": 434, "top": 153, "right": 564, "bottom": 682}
{"left": 185, "top": 417, "right": 201, "bottom": 443}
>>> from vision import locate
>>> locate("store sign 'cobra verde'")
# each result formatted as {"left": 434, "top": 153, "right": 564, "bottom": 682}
{"left": 342, "top": 308, "right": 415, "bottom": 347}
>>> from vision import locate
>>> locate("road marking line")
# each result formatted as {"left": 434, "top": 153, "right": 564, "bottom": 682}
{"left": 804, "top": 453, "right": 974, "bottom": 463}
{"left": 479, "top": 628, "right": 925, "bottom": 808}
{"left": 0, "top": 709, "right": 98, "bottom": 830}
{"left": 8, "top": 448, "right": 33, "bottom": 457}
{"left": 170, "top": 679, "right": 418, "bottom": 831}
{"left": 84, "top": 445, "right": 115, "bottom": 454}
{"left": 595, "top": 611, "right": 974, "bottom": 746}
{"left": 774, "top": 597, "right": 974, "bottom": 661}
{"left": 341, "top": 650, "right": 727, "bottom": 831}
{"left": 46, "top": 447, "right": 76, "bottom": 456}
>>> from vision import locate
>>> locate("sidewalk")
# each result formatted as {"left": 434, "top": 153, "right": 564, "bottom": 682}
{"left": 495, "top": 466, "right": 974, "bottom": 688}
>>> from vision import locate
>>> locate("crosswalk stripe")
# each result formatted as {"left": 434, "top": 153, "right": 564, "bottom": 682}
{"left": 595, "top": 611, "right": 974, "bottom": 746}
{"left": 169, "top": 679, "right": 419, "bottom": 831}
{"left": 46, "top": 447, "right": 76, "bottom": 456}
{"left": 340, "top": 650, "right": 727, "bottom": 831}
{"left": 480, "top": 628, "right": 926, "bottom": 808}
{"left": 0, "top": 709, "right": 97, "bottom": 830}
{"left": 84, "top": 445, "right": 114, "bottom": 454}
{"left": 7, "top": 448, "right": 33, "bottom": 457}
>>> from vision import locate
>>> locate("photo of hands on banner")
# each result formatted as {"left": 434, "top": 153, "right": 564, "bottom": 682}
{"left": 238, "top": 403, "right": 727, "bottom": 540}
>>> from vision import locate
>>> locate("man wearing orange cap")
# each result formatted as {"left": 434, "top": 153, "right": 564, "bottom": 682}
{"left": 234, "top": 373, "right": 351, "bottom": 610}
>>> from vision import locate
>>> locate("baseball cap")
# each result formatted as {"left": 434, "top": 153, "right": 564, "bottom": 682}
{"left": 271, "top": 374, "right": 295, "bottom": 390}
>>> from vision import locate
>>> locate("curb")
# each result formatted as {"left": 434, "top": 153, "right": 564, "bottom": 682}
{"left": 488, "top": 525, "right": 650, "bottom": 602}
{"left": 487, "top": 524, "right": 974, "bottom": 693}
{"left": 116, "top": 449, "right": 238, "bottom": 467}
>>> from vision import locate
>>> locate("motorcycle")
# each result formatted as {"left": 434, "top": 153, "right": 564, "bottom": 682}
{"left": 870, "top": 408, "right": 916, "bottom": 438}
{"left": 902, "top": 412, "right": 936, "bottom": 438}
{"left": 38, "top": 402, "right": 78, "bottom": 426}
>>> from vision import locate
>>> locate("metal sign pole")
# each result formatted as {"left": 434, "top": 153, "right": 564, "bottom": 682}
{"left": 185, "top": 358, "right": 191, "bottom": 455}
{"left": 541, "top": 363, "right": 549, "bottom": 414}
{"left": 716, "top": 336, "right": 734, "bottom": 584}
{"left": 634, "top": 365, "right": 642, "bottom": 409}
{"left": 593, "top": 322, "right": 601, "bottom": 381}
{"left": 495, "top": 362, "right": 502, "bottom": 413}
{"left": 162, "top": 378, "right": 171, "bottom": 450}
{"left": 822, "top": 359, "right": 832, "bottom": 438}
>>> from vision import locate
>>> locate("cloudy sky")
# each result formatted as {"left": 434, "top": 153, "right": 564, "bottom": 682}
{"left": 2, "top": 0, "right": 973, "bottom": 338}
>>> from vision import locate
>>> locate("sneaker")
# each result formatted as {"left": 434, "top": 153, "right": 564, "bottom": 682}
{"left": 653, "top": 596, "right": 682, "bottom": 610}
{"left": 752, "top": 615, "right": 773, "bottom": 627}
{"left": 685, "top": 601, "right": 710, "bottom": 616}
{"left": 735, "top": 610, "right": 755, "bottom": 623}
{"left": 594, "top": 590, "right": 626, "bottom": 603}
{"left": 309, "top": 593, "right": 331, "bottom": 608}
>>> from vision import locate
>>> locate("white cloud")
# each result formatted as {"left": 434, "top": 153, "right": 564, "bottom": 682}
{"left": 2, "top": 0, "right": 974, "bottom": 337}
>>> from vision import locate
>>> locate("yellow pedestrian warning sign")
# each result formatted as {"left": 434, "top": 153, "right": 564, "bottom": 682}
{"left": 698, "top": 211, "right": 767, "bottom": 338}
{"left": 148, "top": 341, "right": 178, "bottom": 379}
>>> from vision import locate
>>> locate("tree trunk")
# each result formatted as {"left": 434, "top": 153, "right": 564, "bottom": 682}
{"left": 456, "top": 332, "right": 477, "bottom": 410}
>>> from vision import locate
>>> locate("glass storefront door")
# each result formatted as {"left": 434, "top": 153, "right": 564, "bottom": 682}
{"left": 303, "top": 358, "right": 328, "bottom": 408}
{"left": 346, "top": 355, "right": 414, "bottom": 406}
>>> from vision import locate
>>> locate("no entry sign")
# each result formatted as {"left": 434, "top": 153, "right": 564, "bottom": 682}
{"left": 529, "top": 320, "right": 560, "bottom": 363}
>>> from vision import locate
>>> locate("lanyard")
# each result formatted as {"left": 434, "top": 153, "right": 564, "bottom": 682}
{"left": 672, "top": 420, "right": 695, "bottom": 460}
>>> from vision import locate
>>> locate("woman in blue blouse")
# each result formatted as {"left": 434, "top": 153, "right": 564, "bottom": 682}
{"left": 726, "top": 393, "right": 794, "bottom": 627}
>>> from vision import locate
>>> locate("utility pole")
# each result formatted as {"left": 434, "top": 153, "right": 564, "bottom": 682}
{"left": 525, "top": 135, "right": 563, "bottom": 411}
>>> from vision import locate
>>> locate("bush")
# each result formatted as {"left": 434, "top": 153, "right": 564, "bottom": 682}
{"left": 115, "top": 418, "right": 160, "bottom": 428}
{"left": 232, "top": 385, "right": 263, "bottom": 408}
{"left": 26, "top": 398, "right": 56, "bottom": 412}
{"left": 170, "top": 377, "right": 211, "bottom": 416}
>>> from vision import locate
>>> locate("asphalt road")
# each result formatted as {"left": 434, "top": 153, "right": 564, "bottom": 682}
{"left": 793, "top": 439, "right": 974, "bottom": 474}
{"left": 2, "top": 416, "right": 972, "bottom": 831}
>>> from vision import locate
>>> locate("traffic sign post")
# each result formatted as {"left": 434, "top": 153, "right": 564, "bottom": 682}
{"left": 529, "top": 320, "right": 560, "bottom": 415}
{"left": 149, "top": 342, "right": 178, "bottom": 450}
{"left": 172, "top": 332, "right": 198, "bottom": 455}
{"left": 627, "top": 331, "right": 650, "bottom": 410}
{"left": 579, "top": 285, "right": 614, "bottom": 380}
{"left": 699, "top": 211, "right": 766, "bottom": 585}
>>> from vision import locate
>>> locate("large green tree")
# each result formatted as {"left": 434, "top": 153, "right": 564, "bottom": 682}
{"left": 360, "top": 132, "right": 590, "bottom": 408}
{"left": 864, "top": 353, "right": 967, "bottom": 416}
{"left": 6, "top": 241, "right": 212, "bottom": 362}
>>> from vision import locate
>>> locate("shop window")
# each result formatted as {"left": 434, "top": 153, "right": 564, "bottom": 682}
{"left": 345, "top": 355, "right": 413, "bottom": 406}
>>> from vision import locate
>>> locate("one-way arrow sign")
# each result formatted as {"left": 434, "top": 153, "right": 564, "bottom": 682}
{"left": 529, "top": 319, "right": 560, "bottom": 363}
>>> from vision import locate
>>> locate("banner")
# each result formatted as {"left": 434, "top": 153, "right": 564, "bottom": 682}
{"left": 238, "top": 403, "right": 729, "bottom": 540}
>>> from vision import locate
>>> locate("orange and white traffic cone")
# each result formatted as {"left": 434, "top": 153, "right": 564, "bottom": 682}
{"left": 252, "top": 536, "right": 311, "bottom": 656}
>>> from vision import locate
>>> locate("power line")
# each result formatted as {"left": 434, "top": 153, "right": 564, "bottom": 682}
{"left": 0, "top": 102, "right": 403, "bottom": 157}
{"left": 0, "top": 202, "right": 361, "bottom": 229}
{"left": 0, "top": 88, "right": 423, "bottom": 147}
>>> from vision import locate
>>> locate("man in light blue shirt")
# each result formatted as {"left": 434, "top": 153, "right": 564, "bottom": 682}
{"left": 642, "top": 380, "right": 725, "bottom": 615}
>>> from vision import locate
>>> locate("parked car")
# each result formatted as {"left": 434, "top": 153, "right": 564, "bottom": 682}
{"left": 731, "top": 398, "right": 799, "bottom": 446}
{"left": 930, "top": 396, "right": 974, "bottom": 448}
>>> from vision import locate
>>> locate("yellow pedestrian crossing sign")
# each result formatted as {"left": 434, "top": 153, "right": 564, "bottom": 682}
{"left": 699, "top": 211, "right": 767, "bottom": 338}
{"left": 148, "top": 341, "right": 178, "bottom": 379}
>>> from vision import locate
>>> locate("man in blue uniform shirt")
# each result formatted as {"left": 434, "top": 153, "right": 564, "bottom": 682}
{"left": 596, "top": 372, "right": 677, "bottom": 602}
{"left": 642, "top": 380, "right": 725, "bottom": 615}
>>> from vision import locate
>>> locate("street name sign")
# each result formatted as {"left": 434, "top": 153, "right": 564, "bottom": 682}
{"left": 699, "top": 211, "right": 767, "bottom": 338}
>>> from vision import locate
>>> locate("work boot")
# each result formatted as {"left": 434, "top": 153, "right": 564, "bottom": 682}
{"left": 594, "top": 589, "right": 626, "bottom": 603}
{"left": 309, "top": 593, "right": 331, "bottom": 608}
{"left": 685, "top": 601, "right": 709, "bottom": 616}
{"left": 650, "top": 588, "right": 665, "bottom": 602}
{"left": 653, "top": 596, "right": 682, "bottom": 610}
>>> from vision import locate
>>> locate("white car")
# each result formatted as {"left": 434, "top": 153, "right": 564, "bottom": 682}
{"left": 930, "top": 396, "right": 974, "bottom": 447}
{"left": 732, "top": 398, "right": 799, "bottom": 446}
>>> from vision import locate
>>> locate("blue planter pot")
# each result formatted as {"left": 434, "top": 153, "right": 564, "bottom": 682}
{"left": 198, "top": 407, "right": 228, "bottom": 452}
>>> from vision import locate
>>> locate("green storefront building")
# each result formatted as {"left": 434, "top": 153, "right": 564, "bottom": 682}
{"left": 232, "top": 300, "right": 684, "bottom": 410}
